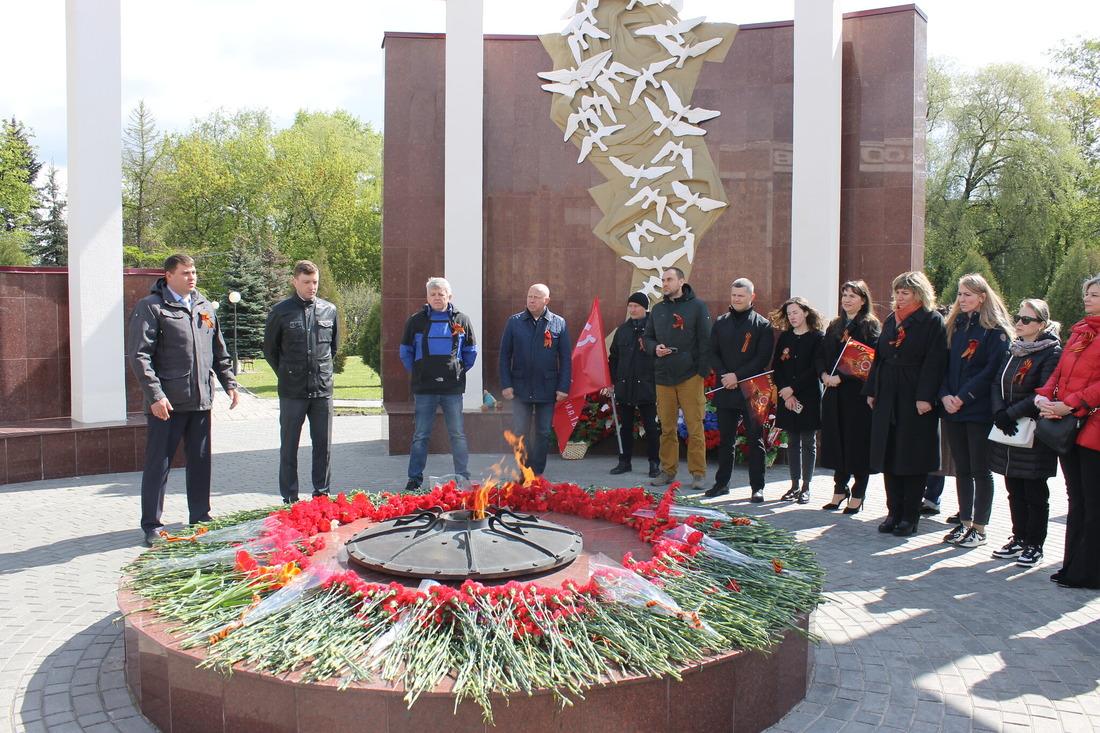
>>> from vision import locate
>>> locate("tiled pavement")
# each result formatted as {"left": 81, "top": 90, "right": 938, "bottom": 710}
{"left": 2, "top": 390, "right": 1099, "bottom": 732}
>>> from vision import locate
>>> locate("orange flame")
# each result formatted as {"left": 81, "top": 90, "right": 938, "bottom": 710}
{"left": 471, "top": 478, "right": 493, "bottom": 520}
{"left": 505, "top": 431, "right": 536, "bottom": 487}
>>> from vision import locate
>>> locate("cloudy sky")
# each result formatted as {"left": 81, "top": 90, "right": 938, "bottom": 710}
{"left": 2, "top": 0, "right": 1099, "bottom": 174}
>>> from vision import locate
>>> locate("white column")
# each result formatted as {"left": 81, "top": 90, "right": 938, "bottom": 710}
{"left": 444, "top": 0, "right": 485, "bottom": 410}
{"left": 66, "top": 0, "right": 126, "bottom": 423}
{"left": 791, "top": 0, "right": 842, "bottom": 318}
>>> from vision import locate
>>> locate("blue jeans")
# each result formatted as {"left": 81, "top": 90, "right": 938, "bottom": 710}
{"left": 408, "top": 392, "right": 469, "bottom": 484}
{"left": 512, "top": 400, "right": 555, "bottom": 475}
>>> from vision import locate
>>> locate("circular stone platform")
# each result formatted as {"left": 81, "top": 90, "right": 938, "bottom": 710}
{"left": 120, "top": 512, "right": 813, "bottom": 733}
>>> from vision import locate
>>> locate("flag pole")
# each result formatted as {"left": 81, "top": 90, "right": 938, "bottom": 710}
{"left": 609, "top": 392, "right": 623, "bottom": 455}
{"left": 821, "top": 337, "right": 850, "bottom": 395}
{"left": 705, "top": 370, "right": 774, "bottom": 396}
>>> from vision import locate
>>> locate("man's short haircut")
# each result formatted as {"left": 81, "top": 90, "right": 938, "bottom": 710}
{"left": 294, "top": 260, "right": 319, "bottom": 277}
{"left": 426, "top": 276, "right": 452, "bottom": 294}
{"left": 663, "top": 267, "right": 685, "bottom": 280}
{"left": 530, "top": 283, "right": 550, "bottom": 297}
{"left": 163, "top": 253, "right": 194, "bottom": 273}
{"left": 731, "top": 277, "right": 755, "bottom": 295}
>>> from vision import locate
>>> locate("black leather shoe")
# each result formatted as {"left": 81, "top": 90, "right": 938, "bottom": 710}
{"left": 404, "top": 480, "right": 421, "bottom": 493}
{"left": 648, "top": 461, "right": 662, "bottom": 478}
{"left": 796, "top": 485, "right": 811, "bottom": 504}
{"left": 1050, "top": 570, "right": 1065, "bottom": 583}
{"left": 609, "top": 461, "right": 632, "bottom": 475}
{"left": 704, "top": 484, "right": 730, "bottom": 498}
{"left": 143, "top": 530, "right": 159, "bottom": 547}
{"left": 892, "top": 520, "right": 918, "bottom": 536}
{"left": 878, "top": 518, "right": 898, "bottom": 533}
{"left": 312, "top": 489, "right": 330, "bottom": 498}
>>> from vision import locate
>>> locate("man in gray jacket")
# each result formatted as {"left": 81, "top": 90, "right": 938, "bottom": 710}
{"left": 128, "top": 254, "right": 239, "bottom": 546}
{"left": 263, "top": 260, "right": 339, "bottom": 504}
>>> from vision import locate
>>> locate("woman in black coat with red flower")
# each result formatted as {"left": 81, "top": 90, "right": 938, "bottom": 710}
{"left": 863, "top": 271, "right": 948, "bottom": 537}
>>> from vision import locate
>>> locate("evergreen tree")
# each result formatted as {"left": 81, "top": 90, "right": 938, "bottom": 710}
{"left": 358, "top": 298, "right": 382, "bottom": 376}
{"left": 0, "top": 231, "right": 30, "bottom": 266}
{"left": 313, "top": 249, "right": 348, "bottom": 373}
{"left": 122, "top": 101, "right": 165, "bottom": 253}
{"left": 1045, "top": 241, "right": 1100, "bottom": 339}
{"left": 220, "top": 243, "right": 270, "bottom": 361}
{"left": 940, "top": 249, "right": 1001, "bottom": 304}
{"left": 0, "top": 117, "right": 41, "bottom": 234}
{"left": 32, "top": 163, "right": 67, "bottom": 265}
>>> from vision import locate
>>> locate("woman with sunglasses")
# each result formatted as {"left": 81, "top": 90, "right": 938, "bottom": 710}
{"left": 864, "top": 271, "right": 947, "bottom": 536}
{"left": 818, "top": 280, "right": 881, "bottom": 514}
{"left": 988, "top": 301, "right": 1061, "bottom": 568}
{"left": 1035, "top": 275, "right": 1100, "bottom": 589}
{"left": 939, "top": 274, "right": 1014, "bottom": 549}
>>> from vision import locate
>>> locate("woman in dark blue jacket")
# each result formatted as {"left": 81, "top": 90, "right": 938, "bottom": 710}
{"left": 938, "top": 273, "right": 1014, "bottom": 549}
{"left": 988, "top": 299, "right": 1061, "bottom": 568}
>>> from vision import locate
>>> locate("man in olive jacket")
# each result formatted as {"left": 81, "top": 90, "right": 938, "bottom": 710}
{"left": 128, "top": 254, "right": 239, "bottom": 546}
{"left": 263, "top": 260, "right": 339, "bottom": 504}
{"left": 643, "top": 267, "right": 712, "bottom": 490}
{"left": 706, "top": 278, "right": 774, "bottom": 501}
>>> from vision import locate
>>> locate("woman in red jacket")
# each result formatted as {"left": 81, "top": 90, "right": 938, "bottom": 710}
{"left": 1035, "top": 275, "right": 1100, "bottom": 589}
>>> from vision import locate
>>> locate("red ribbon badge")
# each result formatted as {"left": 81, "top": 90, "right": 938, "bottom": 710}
{"left": 890, "top": 326, "right": 906, "bottom": 348}
{"left": 961, "top": 339, "right": 979, "bottom": 360}
{"left": 1072, "top": 331, "right": 1095, "bottom": 354}
{"left": 1013, "top": 358, "right": 1032, "bottom": 385}
{"left": 637, "top": 336, "right": 645, "bottom": 351}
{"left": 451, "top": 323, "right": 465, "bottom": 336}
{"left": 741, "top": 333, "right": 752, "bottom": 353}
{"left": 780, "top": 347, "right": 790, "bottom": 361}
{"left": 544, "top": 329, "right": 553, "bottom": 349}
{"left": 672, "top": 314, "right": 684, "bottom": 330}
{"left": 199, "top": 312, "right": 214, "bottom": 329}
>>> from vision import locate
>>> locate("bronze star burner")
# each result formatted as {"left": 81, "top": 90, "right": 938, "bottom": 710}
{"left": 345, "top": 507, "right": 583, "bottom": 580}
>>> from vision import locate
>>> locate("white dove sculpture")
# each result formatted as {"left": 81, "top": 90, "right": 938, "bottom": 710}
{"left": 643, "top": 97, "right": 707, "bottom": 137}
{"left": 665, "top": 209, "right": 696, "bottom": 260}
{"left": 564, "top": 19, "right": 611, "bottom": 63}
{"left": 628, "top": 57, "right": 676, "bottom": 105}
{"left": 671, "top": 181, "right": 727, "bottom": 213}
{"left": 636, "top": 16, "right": 706, "bottom": 47}
{"left": 652, "top": 35, "right": 723, "bottom": 68}
{"left": 538, "top": 50, "right": 613, "bottom": 100}
{"left": 651, "top": 141, "right": 693, "bottom": 178}
{"left": 595, "top": 62, "right": 639, "bottom": 103}
{"left": 578, "top": 123, "right": 626, "bottom": 162}
{"left": 660, "top": 81, "right": 721, "bottom": 124}
{"left": 626, "top": 219, "right": 671, "bottom": 253}
{"left": 609, "top": 156, "right": 676, "bottom": 188}
{"left": 579, "top": 93, "right": 617, "bottom": 123}
{"left": 625, "top": 186, "right": 669, "bottom": 223}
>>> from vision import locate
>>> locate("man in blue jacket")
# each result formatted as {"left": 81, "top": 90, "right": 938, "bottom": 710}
{"left": 499, "top": 283, "right": 572, "bottom": 476}
{"left": 400, "top": 277, "right": 478, "bottom": 492}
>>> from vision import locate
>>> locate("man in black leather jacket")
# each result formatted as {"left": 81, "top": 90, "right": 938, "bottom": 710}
{"left": 263, "top": 260, "right": 339, "bottom": 503}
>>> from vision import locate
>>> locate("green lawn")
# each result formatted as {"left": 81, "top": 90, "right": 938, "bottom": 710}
{"left": 235, "top": 356, "right": 382, "bottom": 399}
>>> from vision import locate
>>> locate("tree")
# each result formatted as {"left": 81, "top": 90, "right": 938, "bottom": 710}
{"left": 312, "top": 249, "right": 348, "bottom": 373}
{"left": 939, "top": 249, "right": 1000, "bottom": 305}
{"left": 0, "top": 231, "right": 30, "bottom": 266}
{"left": 924, "top": 62, "right": 1081, "bottom": 305}
{"left": 0, "top": 117, "right": 41, "bottom": 235}
{"left": 358, "top": 298, "right": 382, "bottom": 375}
{"left": 122, "top": 101, "right": 166, "bottom": 254}
{"left": 220, "top": 242, "right": 271, "bottom": 360}
{"left": 1045, "top": 240, "right": 1100, "bottom": 339}
{"left": 31, "top": 163, "right": 67, "bottom": 265}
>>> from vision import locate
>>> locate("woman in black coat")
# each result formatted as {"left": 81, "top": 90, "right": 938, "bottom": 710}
{"left": 864, "top": 271, "right": 948, "bottom": 537}
{"left": 988, "top": 299, "right": 1062, "bottom": 567}
{"left": 770, "top": 297, "right": 825, "bottom": 504}
{"left": 818, "top": 280, "right": 881, "bottom": 515}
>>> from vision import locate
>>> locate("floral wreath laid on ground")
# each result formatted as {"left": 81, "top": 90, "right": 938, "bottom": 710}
{"left": 676, "top": 372, "right": 785, "bottom": 465}
{"left": 124, "top": 479, "right": 823, "bottom": 722}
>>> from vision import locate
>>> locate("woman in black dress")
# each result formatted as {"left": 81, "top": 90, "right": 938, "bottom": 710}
{"left": 988, "top": 299, "right": 1061, "bottom": 567}
{"left": 818, "top": 280, "right": 881, "bottom": 514}
{"left": 864, "top": 271, "right": 948, "bottom": 536}
{"left": 770, "top": 297, "right": 825, "bottom": 504}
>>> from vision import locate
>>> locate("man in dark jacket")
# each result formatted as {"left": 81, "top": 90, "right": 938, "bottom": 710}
{"left": 263, "top": 260, "right": 339, "bottom": 503}
{"left": 706, "top": 278, "right": 774, "bottom": 501}
{"left": 400, "top": 276, "right": 478, "bottom": 491}
{"left": 499, "top": 283, "right": 571, "bottom": 476}
{"left": 643, "top": 267, "right": 712, "bottom": 490}
{"left": 607, "top": 292, "right": 661, "bottom": 478}
{"left": 128, "top": 254, "right": 239, "bottom": 547}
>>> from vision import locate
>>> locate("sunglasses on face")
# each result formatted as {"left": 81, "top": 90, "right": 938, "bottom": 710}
{"left": 1014, "top": 315, "right": 1043, "bottom": 325}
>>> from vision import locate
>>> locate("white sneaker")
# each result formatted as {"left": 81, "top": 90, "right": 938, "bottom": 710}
{"left": 956, "top": 527, "right": 987, "bottom": 548}
{"left": 1016, "top": 546, "right": 1043, "bottom": 567}
{"left": 943, "top": 525, "right": 968, "bottom": 544}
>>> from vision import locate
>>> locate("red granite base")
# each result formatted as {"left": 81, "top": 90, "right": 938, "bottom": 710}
{"left": 121, "top": 514, "right": 813, "bottom": 733}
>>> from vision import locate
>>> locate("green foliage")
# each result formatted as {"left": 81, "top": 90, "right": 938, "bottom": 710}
{"left": 30, "top": 163, "right": 66, "bottom": 265}
{"left": 1045, "top": 241, "right": 1100, "bottom": 339}
{"left": 358, "top": 298, "right": 382, "bottom": 375}
{"left": 0, "top": 117, "right": 41, "bottom": 234}
{"left": 122, "top": 101, "right": 166, "bottom": 253}
{"left": 312, "top": 250, "right": 347, "bottom": 373}
{"left": 339, "top": 282, "right": 381, "bottom": 354}
{"left": 220, "top": 243, "right": 272, "bottom": 360}
{"left": 0, "top": 230, "right": 30, "bottom": 266}
{"left": 939, "top": 250, "right": 1000, "bottom": 304}
{"left": 235, "top": 355, "right": 381, "bottom": 400}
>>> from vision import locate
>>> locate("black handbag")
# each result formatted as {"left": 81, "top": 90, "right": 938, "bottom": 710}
{"left": 1035, "top": 415, "right": 1083, "bottom": 455}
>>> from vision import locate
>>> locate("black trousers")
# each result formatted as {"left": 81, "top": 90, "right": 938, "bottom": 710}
{"left": 1058, "top": 444, "right": 1100, "bottom": 588}
{"left": 883, "top": 472, "right": 925, "bottom": 524}
{"left": 140, "top": 410, "right": 212, "bottom": 532}
{"left": 715, "top": 407, "right": 766, "bottom": 491}
{"left": 1005, "top": 477, "right": 1050, "bottom": 548}
{"left": 279, "top": 397, "right": 333, "bottom": 502}
{"left": 833, "top": 472, "right": 870, "bottom": 499}
{"left": 944, "top": 420, "right": 994, "bottom": 525}
{"left": 616, "top": 401, "right": 660, "bottom": 463}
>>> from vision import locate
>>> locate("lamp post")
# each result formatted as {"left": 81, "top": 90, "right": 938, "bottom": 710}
{"left": 228, "top": 291, "right": 241, "bottom": 374}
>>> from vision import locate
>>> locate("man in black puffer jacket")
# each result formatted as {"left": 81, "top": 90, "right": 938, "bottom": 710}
{"left": 607, "top": 292, "right": 661, "bottom": 478}
{"left": 643, "top": 267, "right": 712, "bottom": 490}
{"left": 264, "top": 260, "right": 339, "bottom": 504}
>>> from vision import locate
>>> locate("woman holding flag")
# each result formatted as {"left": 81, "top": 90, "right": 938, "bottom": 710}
{"left": 938, "top": 274, "right": 1014, "bottom": 549}
{"left": 864, "top": 271, "right": 948, "bottom": 537}
{"left": 770, "top": 297, "right": 826, "bottom": 504}
{"left": 818, "top": 280, "right": 881, "bottom": 514}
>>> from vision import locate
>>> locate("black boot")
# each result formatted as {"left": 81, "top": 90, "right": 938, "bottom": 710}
{"left": 648, "top": 459, "right": 662, "bottom": 478}
{"left": 609, "top": 458, "right": 632, "bottom": 475}
{"left": 780, "top": 482, "right": 800, "bottom": 502}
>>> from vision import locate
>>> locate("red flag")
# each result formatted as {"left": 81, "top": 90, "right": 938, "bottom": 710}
{"left": 554, "top": 299, "right": 612, "bottom": 453}
{"left": 836, "top": 339, "right": 876, "bottom": 381}
{"left": 738, "top": 373, "right": 776, "bottom": 429}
